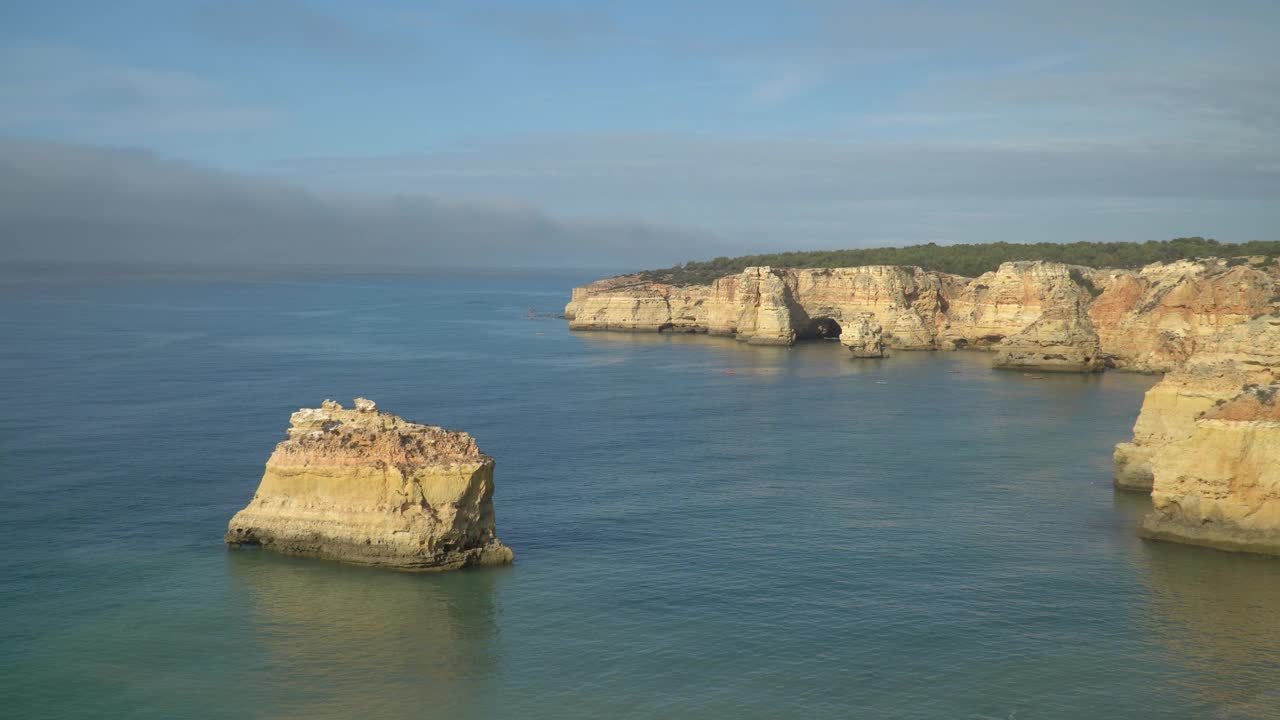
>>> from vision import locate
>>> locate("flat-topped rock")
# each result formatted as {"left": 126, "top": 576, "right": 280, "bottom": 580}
{"left": 225, "top": 399, "right": 513, "bottom": 571}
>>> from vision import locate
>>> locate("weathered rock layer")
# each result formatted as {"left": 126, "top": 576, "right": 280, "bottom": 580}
{"left": 840, "top": 314, "right": 885, "bottom": 358}
{"left": 1112, "top": 315, "right": 1280, "bottom": 555}
{"left": 1089, "top": 261, "right": 1279, "bottom": 372}
{"left": 226, "top": 398, "right": 514, "bottom": 571}
{"left": 1142, "top": 383, "right": 1280, "bottom": 555}
{"left": 566, "top": 258, "right": 1279, "bottom": 373}
{"left": 1113, "top": 315, "right": 1280, "bottom": 491}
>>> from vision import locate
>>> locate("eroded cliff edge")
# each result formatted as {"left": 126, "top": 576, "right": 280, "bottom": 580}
{"left": 1115, "top": 315, "right": 1280, "bottom": 555}
{"left": 1142, "top": 382, "right": 1280, "bottom": 556}
{"left": 565, "top": 258, "right": 1279, "bottom": 372}
{"left": 225, "top": 398, "right": 514, "bottom": 571}
{"left": 1113, "top": 316, "right": 1280, "bottom": 491}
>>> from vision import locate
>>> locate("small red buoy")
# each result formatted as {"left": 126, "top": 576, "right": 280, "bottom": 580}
{"left": 724, "top": 370, "right": 737, "bottom": 375}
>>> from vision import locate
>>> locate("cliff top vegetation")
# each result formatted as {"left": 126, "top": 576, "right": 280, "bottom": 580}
{"left": 636, "top": 237, "right": 1280, "bottom": 285}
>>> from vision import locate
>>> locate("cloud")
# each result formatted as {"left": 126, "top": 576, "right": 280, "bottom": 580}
{"left": 4, "top": 1, "right": 1277, "bottom": 263}
{"left": 744, "top": 64, "right": 827, "bottom": 105}
{"left": 0, "top": 44, "right": 277, "bottom": 137}
{"left": 275, "top": 132, "right": 1280, "bottom": 246}
{"left": 652, "top": 1, "right": 1280, "bottom": 140}
{"left": 0, "top": 139, "right": 727, "bottom": 270}
{"left": 193, "top": 0, "right": 415, "bottom": 61}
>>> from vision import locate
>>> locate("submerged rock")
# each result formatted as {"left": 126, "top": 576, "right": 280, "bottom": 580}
{"left": 225, "top": 399, "right": 513, "bottom": 571}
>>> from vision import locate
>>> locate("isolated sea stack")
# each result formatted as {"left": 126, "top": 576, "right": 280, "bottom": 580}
{"left": 226, "top": 398, "right": 514, "bottom": 571}
{"left": 840, "top": 315, "right": 886, "bottom": 358}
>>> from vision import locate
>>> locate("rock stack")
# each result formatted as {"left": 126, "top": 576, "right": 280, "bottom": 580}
{"left": 226, "top": 398, "right": 514, "bottom": 571}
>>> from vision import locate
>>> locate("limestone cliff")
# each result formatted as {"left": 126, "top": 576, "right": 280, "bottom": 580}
{"left": 1113, "top": 315, "right": 1280, "bottom": 491}
{"left": 782, "top": 266, "right": 955, "bottom": 349}
{"left": 840, "top": 315, "right": 885, "bottom": 358}
{"left": 938, "top": 262, "right": 1092, "bottom": 353}
{"left": 1090, "top": 260, "right": 1280, "bottom": 372}
{"left": 565, "top": 258, "right": 1278, "bottom": 374}
{"left": 1142, "top": 384, "right": 1280, "bottom": 555}
{"left": 225, "top": 398, "right": 514, "bottom": 571}
{"left": 564, "top": 276, "right": 710, "bottom": 333}
{"left": 933, "top": 261, "right": 1105, "bottom": 371}
{"left": 711, "top": 267, "right": 803, "bottom": 345}
{"left": 567, "top": 264, "right": 957, "bottom": 348}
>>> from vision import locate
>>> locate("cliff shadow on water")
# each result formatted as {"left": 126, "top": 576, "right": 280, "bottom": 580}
{"left": 225, "top": 551, "right": 507, "bottom": 718}
{"left": 1137, "top": 542, "right": 1280, "bottom": 716}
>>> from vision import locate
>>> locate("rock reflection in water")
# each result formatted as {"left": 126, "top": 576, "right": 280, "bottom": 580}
{"left": 226, "top": 552, "right": 503, "bottom": 720}
{"left": 1143, "top": 543, "right": 1280, "bottom": 717}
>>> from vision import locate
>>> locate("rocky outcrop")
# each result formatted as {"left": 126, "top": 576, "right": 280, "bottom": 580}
{"left": 942, "top": 262, "right": 1105, "bottom": 372}
{"left": 1113, "top": 315, "right": 1280, "bottom": 491}
{"left": 565, "top": 258, "right": 1279, "bottom": 373}
{"left": 992, "top": 308, "right": 1104, "bottom": 372}
{"left": 566, "top": 264, "right": 957, "bottom": 348}
{"left": 938, "top": 262, "right": 1090, "bottom": 351}
{"left": 1090, "top": 260, "right": 1280, "bottom": 372}
{"left": 839, "top": 315, "right": 885, "bottom": 358}
{"left": 1142, "top": 383, "right": 1280, "bottom": 555}
{"left": 715, "top": 267, "right": 803, "bottom": 345}
{"left": 782, "top": 266, "right": 956, "bottom": 349}
{"left": 563, "top": 276, "right": 710, "bottom": 333}
{"left": 225, "top": 399, "right": 514, "bottom": 571}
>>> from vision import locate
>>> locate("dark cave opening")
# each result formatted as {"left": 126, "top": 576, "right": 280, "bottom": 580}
{"left": 800, "top": 317, "right": 843, "bottom": 340}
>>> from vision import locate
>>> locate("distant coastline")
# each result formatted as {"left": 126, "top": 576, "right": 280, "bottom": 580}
{"left": 634, "top": 237, "right": 1280, "bottom": 285}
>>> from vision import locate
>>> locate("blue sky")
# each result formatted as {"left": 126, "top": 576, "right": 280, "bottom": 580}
{"left": 2, "top": 1, "right": 1278, "bottom": 267}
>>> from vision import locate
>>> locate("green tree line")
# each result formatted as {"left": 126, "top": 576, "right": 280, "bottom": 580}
{"left": 636, "top": 237, "right": 1280, "bottom": 285}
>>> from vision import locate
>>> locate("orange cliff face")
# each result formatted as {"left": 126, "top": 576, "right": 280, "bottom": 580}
{"left": 1090, "top": 260, "right": 1280, "bottom": 372}
{"left": 565, "top": 258, "right": 1279, "bottom": 372}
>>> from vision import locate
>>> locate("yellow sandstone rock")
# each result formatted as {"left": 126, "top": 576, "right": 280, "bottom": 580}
{"left": 565, "top": 259, "right": 1277, "bottom": 374}
{"left": 567, "top": 265, "right": 960, "bottom": 349}
{"left": 225, "top": 399, "right": 513, "bottom": 571}
{"left": 839, "top": 314, "right": 885, "bottom": 358}
{"left": 1113, "top": 315, "right": 1280, "bottom": 491}
{"left": 1142, "top": 384, "right": 1280, "bottom": 555}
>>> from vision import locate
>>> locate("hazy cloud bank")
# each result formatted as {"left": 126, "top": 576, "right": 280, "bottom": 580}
{"left": 279, "top": 133, "right": 1280, "bottom": 248}
{"left": 0, "top": 140, "right": 725, "bottom": 270}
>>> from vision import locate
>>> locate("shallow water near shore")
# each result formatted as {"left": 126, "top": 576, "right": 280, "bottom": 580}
{"left": 3, "top": 272, "right": 1280, "bottom": 719}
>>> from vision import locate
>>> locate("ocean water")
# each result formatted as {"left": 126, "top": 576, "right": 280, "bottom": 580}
{"left": 3, "top": 272, "right": 1279, "bottom": 720}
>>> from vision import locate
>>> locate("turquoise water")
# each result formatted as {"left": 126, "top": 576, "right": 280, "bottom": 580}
{"left": 3, "top": 273, "right": 1279, "bottom": 719}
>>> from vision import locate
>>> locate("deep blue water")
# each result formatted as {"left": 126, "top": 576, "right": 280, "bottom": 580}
{"left": 2, "top": 273, "right": 1279, "bottom": 719}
